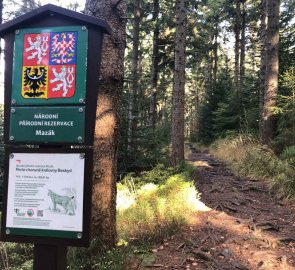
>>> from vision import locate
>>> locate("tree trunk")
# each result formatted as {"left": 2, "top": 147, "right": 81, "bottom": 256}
{"left": 262, "top": 0, "right": 280, "bottom": 144}
{"left": 0, "top": 0, "right": 3, "bottom": 24}
{"left": 84, "top": 0, "right": 127, "bottom": 247}
{"left": 148, "top": 0, "right": 160, "bottom": 131}
{"left": 127, "top": 0, "right": 141, "bottom": 155}
{"left": 240, "top": 0, "right": 246, "bottom": 90}
{"left": 260, "top": 0, "right": 267, "bottom": 138}
{"left": 171, "top": 0, "right": 187, "bottom": 167}
{"left": 234, "top": 0, "right": 241, "bottom": 92}
{"left": 0, "top": 0, "right": 3, "bottom": 55}
{"left": 212, "top": 23, "right": 218, "bottom": 85}
{"left": 204, "top": 54, "right": 213, "bottom": 91}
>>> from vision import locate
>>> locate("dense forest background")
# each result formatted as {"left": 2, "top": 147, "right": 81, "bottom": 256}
{"left": 0, "top": 1, "right": 295, "bottom": 269}
{"left": 118, "top": 0, "right": 294, "bottom": 171}
{"left": 0, "top": 0, "right": 294, "bottom": 173}
{"left": 115, "top": 0, "right": 293, "bottom": 173}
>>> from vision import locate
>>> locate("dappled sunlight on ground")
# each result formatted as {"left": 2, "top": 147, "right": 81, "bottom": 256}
{"left": 141, "top": 195, "right": 295, "bottom": 269}
{"left": 188, "top": 160, "right": 212, "bottom": 168}
{"left": 140, "top": 148, "right": 295, "bottom": 270}
{"left": 193, "top": 200, "right": 211, "bottom": 212}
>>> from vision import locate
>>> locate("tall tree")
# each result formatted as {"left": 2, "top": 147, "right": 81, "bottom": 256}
{"left": 0, "top": 0, "right": 2, "bottom": 25}
{"left": 260, "top": 0, "right": 267, "bottom": 136}
{"left": 148, "top": 0, "right": 160, "bottom": 131}
{"left": 171, "top": 0, "right": 187, "bottom": 166}
{"left": 6, "top": 0, "right": 39, "bottom": 18}
{"left": 240, "top": 0, "right": 246, "bottom": 89}
{"left": 212, "top": 22, "right": 219, "bottom": 84}
{"left": 84, "top": 0, "right": 127, "bottom": 247}
{"left": 262, "top": 0, "right": 280, "bottom": 144}
{"left": 127, "top": 0, "right": 141, "bottom": 155}
{"left": 234, "top": 0, "right": 241, "bottom": 92}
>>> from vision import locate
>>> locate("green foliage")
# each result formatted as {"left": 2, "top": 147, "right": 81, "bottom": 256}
{"left": 68, "top": 164, "right": 200, "bottom": 269}
{"left": 118, "top": 103, "right": 171, "bottom": 174}
{"left": 0, "top": 242, "right": 33, "bottom": 270}
{"left": 67, "top": 243, "right": 135, "bottom": 270}
{"left": 274, "top": 68, "right": 295, "bottom": 152}
{"left": 3, "top": 0, "right": 40, "bottom": 21}
{"left": 121, "top": 162, "right": 194, "bottom": 187}
{"left": 117, "top": 167, "right": 200, "bottom": 243}
{"left": 274, "top": 8, "right": 295, "bottom": 151}
{"left": 280, "top": 146, "right": 295, "bottom": 167}
{"left": 210, "top": 136, "right": 295, "bottom": 199}
{"left": 197, "top": 69, "right": 232, "bottom": 143}
{"left": 197, "top": 68, "right": 260, "bottom": 143}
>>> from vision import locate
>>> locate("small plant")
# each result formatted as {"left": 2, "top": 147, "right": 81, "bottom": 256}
{"left": 280, "top": 146, "right": 295, "bottom": 167}
{"left": 67, "top": 243, "right": 136, "bottom": 270}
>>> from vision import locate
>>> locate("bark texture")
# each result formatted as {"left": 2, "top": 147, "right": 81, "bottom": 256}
{"left": 0, "top": 0, "right": 2, "bottom": 24}
{"left": 148, "top": 0, "right": 160, "bottom": 130}
{"left": 171, "top": 0, "right": 187, "bottom": 166}
{"left": 240, "top": 0, "right": 246, "bottom": 89}
{"left": 127, "top": 0, "right": 141, "bottom": 154}
{"left": 212, "top": 23, "right": 218, "bottom": 85}
{"left": 262, "top": 0, "right": 280, "bottom": 144}
{"left": 260, "top": 0, "right": 267, "bottom": 137}
{"left": 84, "top": 0, "right": 127, "bottom": 247}
{"left": 234, "top": 0, "right": 241, "bottom": 92}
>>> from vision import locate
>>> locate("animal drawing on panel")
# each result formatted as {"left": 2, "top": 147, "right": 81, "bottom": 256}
{"left": 48, "top": 189, "right": 76, "bottom": 215}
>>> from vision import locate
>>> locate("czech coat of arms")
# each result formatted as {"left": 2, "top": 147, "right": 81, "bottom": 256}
{"left": 22, "top": 31, "right": 77, "bottom": 99}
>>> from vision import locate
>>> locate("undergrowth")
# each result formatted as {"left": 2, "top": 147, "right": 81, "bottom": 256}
{"left": 210, "top": 135, "right": 295, "bottom": 198}
{"left": 68, "top": 242, "right": 135, "bottom": 270}
{"left": 0, "top": 243, "right": 33, "bottom": 270}
{"left": 117, "top": 171, "right": 200, "bottom": 243}
{"left": 0, "top": 163, "right": 200, "bottom": 270}
{"left": 67, "top": 163, "right": 200, "bottom": 269}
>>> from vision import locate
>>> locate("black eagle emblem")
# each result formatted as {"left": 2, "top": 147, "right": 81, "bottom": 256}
{"left": 23, "top": 67, "right": 47, "bottom": 97}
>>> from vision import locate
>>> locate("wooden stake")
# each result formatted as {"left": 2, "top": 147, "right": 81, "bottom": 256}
{"left": 33, "top": 244, "right": 67, "bottom": 270}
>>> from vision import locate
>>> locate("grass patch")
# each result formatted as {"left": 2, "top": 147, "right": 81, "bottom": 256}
{"left": 117, "top": 171, "right": 200, "bottom": 244}
{"left": 68, "top": 163, "right": 201, "bottom": 269}
{"left": 209, "top": 135, "right": 295, "bottom": 198}
{"left": 67, "top": 243, "right": 138, "bottom": 270}
{"left": 1, "top": 164, "right": 201, "bottom": 269}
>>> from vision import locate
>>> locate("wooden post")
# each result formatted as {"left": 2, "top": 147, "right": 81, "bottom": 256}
{"left": 33, "top": 244, "right": 67, "bottom": 270}
{"left": 0, "top": 5, "right": 110, "bottom": 266}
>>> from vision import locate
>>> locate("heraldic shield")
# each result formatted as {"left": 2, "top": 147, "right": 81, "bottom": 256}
{"left": 22, "top": 32, "right": 77, "bottom": 99}
{"left": 12, "top": 26, "right": 87, "bottom": 104}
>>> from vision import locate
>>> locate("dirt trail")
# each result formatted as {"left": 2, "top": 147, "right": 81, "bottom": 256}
{"left": 141, "top": 147, "right": 295, "bottom": 270}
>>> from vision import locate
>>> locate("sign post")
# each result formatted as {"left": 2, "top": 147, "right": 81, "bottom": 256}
{"left": 0, "top": 4, "right": 111, "bottom": 270}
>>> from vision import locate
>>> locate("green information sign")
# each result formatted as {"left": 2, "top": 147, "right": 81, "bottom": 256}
{"left": 12, "top": 26, "right": 88, "bottom": 106}
{"left": 9, "top": 106, "right": 85, "bottom": 143}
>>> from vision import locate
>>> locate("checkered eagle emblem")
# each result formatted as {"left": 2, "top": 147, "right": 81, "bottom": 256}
{"left": 51, "top": 32, "right": 76, "bottom": 64}
{"left": 22, "top": 31, "right": 77, "bottom": 99}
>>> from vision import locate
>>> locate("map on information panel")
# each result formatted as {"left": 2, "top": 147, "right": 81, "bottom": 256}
{"left": 12, "top": 27, "right": 88, "bottom": 105}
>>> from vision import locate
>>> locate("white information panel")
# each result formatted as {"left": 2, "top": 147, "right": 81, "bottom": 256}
{"left": 6, "top": 153, "right": 84, "bottom": 232}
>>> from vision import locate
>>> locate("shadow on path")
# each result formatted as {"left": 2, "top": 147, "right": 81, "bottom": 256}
{"left": 141, "top": 147, "right": 295, "bottom": 270}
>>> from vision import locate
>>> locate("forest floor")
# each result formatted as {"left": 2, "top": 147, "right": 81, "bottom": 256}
{"left": 140, "top": 147, "right": 295, "bottom": 270}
